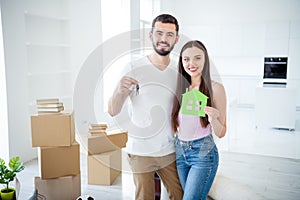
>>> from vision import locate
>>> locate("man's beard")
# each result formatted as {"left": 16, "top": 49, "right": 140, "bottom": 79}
{"left": 152, "top": 41, "right": 175, "bottom": 56}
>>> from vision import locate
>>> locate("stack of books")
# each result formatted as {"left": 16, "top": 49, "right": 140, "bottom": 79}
{"left": 36, "top": 98, "right": 64, "bottom": 113}
{"left": 88, "top": 123, "right": 108, "bottom": 135}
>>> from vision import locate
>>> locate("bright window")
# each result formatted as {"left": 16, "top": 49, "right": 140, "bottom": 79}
{"left": 101, "top": 0, "right": 130, "bottom": 42}
{"left": 98, "top": 0, "right": 160, "bottom": 119}
{"left": 98, "top": 0, "right": 131, "bottom": 115}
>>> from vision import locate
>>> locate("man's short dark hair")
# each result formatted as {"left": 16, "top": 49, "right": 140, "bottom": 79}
{"left": 151, "top": 14, "right": 179, "bottom": 34}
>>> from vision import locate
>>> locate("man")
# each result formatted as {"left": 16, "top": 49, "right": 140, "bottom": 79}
{"left": 108, "top": 14, "right": 183, "bottom": 200}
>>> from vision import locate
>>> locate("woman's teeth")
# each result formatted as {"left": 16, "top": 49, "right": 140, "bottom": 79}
{"left": 189, "top": 67, "right": 198, "bottom": 72}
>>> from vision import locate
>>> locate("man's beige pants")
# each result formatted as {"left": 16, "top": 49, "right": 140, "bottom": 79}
{"left": 127, "top": 153, "right": 183, "bottom": 200}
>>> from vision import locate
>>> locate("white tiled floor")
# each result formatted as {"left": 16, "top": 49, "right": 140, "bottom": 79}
{"left": 16, "top": 107, "right": 300, "bottom": 199}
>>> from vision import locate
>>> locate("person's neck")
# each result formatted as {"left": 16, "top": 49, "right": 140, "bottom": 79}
{"left": 190, "top": 75, "right": 201, "bottom": 90}
{"left": 147, "top": 52, "right": 170, "bottom": 71}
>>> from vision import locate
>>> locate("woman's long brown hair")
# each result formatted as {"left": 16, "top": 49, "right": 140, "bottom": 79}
{"left": 171, "top": 40, "right": 213, "bottom": 133}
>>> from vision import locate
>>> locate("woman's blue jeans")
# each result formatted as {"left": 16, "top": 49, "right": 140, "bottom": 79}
{"left": 175, "top": 134, "right": 219, "bottom": 200}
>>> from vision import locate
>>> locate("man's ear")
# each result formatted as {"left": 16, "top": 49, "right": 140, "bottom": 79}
{"left": 149, "top": 31, "right": 153, "bottom": 40}
{"left": 175, "top": 35, "right": 180, "bottom": 44}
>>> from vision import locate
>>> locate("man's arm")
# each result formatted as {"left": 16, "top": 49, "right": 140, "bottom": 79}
{"left": 108, "top": 76, "right": 138, "bottom": 116}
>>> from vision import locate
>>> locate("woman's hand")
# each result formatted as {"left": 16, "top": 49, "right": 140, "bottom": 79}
{"left": 204, "top": 106, "right": 220, "bottom": 123}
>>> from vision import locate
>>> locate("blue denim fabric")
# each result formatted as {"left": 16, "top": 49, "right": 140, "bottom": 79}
{"left": 175, "top": 134, "right": 219, "bottom": 200}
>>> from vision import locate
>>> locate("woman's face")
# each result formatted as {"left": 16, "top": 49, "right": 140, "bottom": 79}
{"left": 182, "top": 46, "right": 205, "bottom": 77}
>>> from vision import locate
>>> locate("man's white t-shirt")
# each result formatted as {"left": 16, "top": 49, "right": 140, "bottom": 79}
{"left": 114, "top": 56, "right": 178, "bottom": 156}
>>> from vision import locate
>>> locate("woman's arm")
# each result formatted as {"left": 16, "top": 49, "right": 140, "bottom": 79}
{"left": 204, "top": 82, "right": 227, "bottom": 138}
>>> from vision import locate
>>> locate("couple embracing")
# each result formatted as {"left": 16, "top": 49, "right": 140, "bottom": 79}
{"left": 108, "top": 14, "right": 227, "bottom": 200}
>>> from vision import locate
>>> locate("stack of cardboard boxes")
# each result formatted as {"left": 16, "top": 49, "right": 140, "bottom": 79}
{"left": 87, "top": 127, "right": 128, "bottom": 185}
{"left": 30, "top": 102, "right": 81, "bottom": 199}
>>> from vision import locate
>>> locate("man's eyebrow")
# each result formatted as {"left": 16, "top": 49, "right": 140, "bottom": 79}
{"left": 183, "top": 54, "right": 202, "bottom": 58}
{"left": 167, "top": 32, "right": 175, "bottom": 35}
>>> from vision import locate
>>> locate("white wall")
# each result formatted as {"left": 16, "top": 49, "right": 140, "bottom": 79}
{"left": 164, "top": 0, "right": 300, "bottom": 24}
{"left": 69, "top": 0, "right": 102, "bottom": 79}
{"left": 69, "top": 0, "right": 103, "bottom": 148}
{"left": 0, "top": 0, "right": 103, "bottom": 162}
{"left": 162, "top": 0, "right": 300, "bottom": 107}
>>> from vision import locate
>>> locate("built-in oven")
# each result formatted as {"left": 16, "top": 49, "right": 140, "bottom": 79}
{"left": 263, "top": 57, "right": 288, "bottom": 86}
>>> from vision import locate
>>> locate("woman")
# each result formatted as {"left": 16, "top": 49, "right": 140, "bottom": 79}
{"left": 171, "top": 40, "right": 227, "bottom": 200}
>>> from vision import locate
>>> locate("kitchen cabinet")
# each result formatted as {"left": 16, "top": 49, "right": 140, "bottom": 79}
{"left": 255, "top": 86, "right": 297, "bottom": 130}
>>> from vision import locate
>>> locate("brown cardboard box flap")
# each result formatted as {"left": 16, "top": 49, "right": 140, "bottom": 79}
{"left": 88, "top": 129, "right": 127, "bottom": 155}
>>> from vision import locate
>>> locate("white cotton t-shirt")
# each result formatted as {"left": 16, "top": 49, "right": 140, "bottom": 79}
{"left": 114, "top": 56, "right": 178, "bottom": 156}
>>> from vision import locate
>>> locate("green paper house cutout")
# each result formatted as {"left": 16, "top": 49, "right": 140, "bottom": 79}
{"left": 181, "top": 88, "right": 208, "bottom": 117}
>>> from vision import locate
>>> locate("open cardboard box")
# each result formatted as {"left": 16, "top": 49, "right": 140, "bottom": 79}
{"left": 88, "top": 129, "right": 127, "bottom": 155}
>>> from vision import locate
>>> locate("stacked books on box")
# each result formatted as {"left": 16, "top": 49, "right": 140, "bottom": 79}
{"left": 89, "top": 123, "right": 108, "bottom": 136}
{"left": 36, "top": 98, "right": 64, "bottom": 113}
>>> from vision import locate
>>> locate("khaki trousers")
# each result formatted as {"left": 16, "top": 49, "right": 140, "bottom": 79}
{"left": 127, "top": 153, "right": 183, "bottom": 200}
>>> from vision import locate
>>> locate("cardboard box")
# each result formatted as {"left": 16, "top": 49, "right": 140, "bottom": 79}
{"left": 31, "top": 112, "right": 75, "bottom": 147}
{"left": 88, "top": 150, "right": 121, "bottom": 185}
{"left": 38, "top": 141, "right": 80, "bottom": 179}
{"left": 88, "top": 129, "right": 127, "bottom": 155}
{"left": 34, "top": 174, "right": 81, "bottom": 200}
